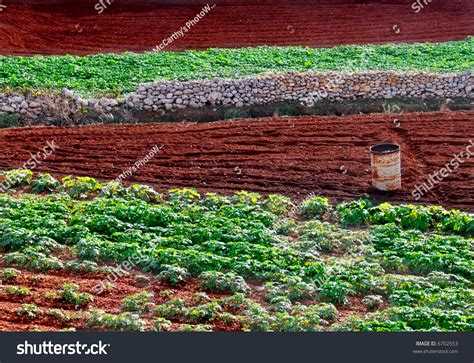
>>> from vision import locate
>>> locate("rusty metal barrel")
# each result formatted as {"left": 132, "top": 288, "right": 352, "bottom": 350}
{"left": 370, "top": 143, "right": 401, "bottom": 191}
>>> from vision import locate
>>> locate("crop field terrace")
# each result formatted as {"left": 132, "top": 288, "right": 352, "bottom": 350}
{"left": 0, "top": 0, "right": 472, "bottom": 335}
{"left": 0, "top": 171, "right": 472, "bottom": 332}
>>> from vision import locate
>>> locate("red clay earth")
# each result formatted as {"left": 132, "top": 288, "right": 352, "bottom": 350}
{"left": 0, "top": 254, "right": 377, "bottom": 332}
{"left": 0, "top": 256, "right": 239, "bottom": 332}
{"left": 0, "top": 0, "right": 472, "bottom": 55}
{"left": 0, "top": 110, "right": 473, "bottom": 211}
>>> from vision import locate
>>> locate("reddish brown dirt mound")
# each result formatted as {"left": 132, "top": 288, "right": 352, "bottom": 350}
{"left": 0, "top": 111, "right": 472, "bottom": 210}
{"left": 0, "top": 1, "right": 472, "bottom": 55}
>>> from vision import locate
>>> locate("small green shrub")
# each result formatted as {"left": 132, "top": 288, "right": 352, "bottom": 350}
{"left": 154, "top": 298, "right": 188, "bottom": 320}
{"left": 308, "top": 303, "right": 338, "bottom": 321}
{"left": 126, "top": 184, "right": 163, "bottom": 202}
{"left": 186, "top": 302, "right": 223, "bottom": 323}
{"left": 9, "top": 252, "right": 60, "bottom": 271}
{"left": 87, "top": 309, "right": 146, "bottom": 331}
{"left": 1, "top": 268, "right": 21, "bottom": 281}
{"left": 0, "top": 113, "right": 20, "bottom": 128}
{"left": 61, "top": 176, "right": 102, "bottom": 199}
{"left": 2, "top": 169, "right": 33, "bottom": 188}
{"left": 99, "top": 181, "right": 127, "bottom": 198}
{"left": 15, "top": 304, "right": 41, "bottom": 320}
{"left": 199, "top": 271, "right": 250, "bottom": 294}
{"left": 190, "top": 292, "right": 211, "bottom": 305}
{"left": 152, "top": 318, "right": 172, "bottom": 332}
{"left": 337, "top": 199, "right": 372, "bottom": 226}
{"left": 4, "top": 285, "right": 31, "bottom": 297}
{"left": 31, "top": 173, "right": 60, "bottom": 193}
{"left": 263, "top": 194, "right": 293, "bottom": 216}
{"left": 157, "top": 265, "right": 190, "bottom": 286}
{"left": 64, "top": 260, "right": 99, "bottom": 273}
{"left": 175, "top": 324, "right": 213, "bottom": 332}
{"left": 362, "top": 295, "right": 384, "bottom": 310}
{"left": 264, "top": 278, "right": 316, "bottom": 302}
{"left": 58, "top": 283, "right": 94, "bottom": 308}
{"left": 301, "top": 196, "right": 331, "bottom": 219}
{"left": 121, "top": 291, "right": 154, "bottom": 313}
{"left": 168, "top": 188, "right": 201, "bottom": 203}
{"left": 319, "top": 280, "right": 350, "bottom": 305}
{"left": 46, "top": 308, "right": 84, "bottom": 323}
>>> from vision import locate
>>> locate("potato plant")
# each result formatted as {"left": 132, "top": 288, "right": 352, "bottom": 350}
{"left": 0, "top": 173, "right": 472, "bottom": 332}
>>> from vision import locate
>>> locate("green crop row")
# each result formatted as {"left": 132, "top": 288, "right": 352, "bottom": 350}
{"left": 0, "top": 38, "right": 472, "bottom": 97}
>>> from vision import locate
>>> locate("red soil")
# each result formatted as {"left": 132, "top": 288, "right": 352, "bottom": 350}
{"left": 0, "top": 0, "right": 472, "bottom": 55}
{"left": 0, "top": 256, "right": 236, "bottom": 332}
{"left": 0, "top": 111, "right": 472, "bottom": 211}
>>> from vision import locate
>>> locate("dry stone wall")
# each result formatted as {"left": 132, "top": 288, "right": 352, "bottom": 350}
{"left": 0, "top": 71, "right": 472, "bottom": 122}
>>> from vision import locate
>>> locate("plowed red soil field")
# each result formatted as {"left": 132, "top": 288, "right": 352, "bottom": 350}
{"left": 1, "top": 111, "right": 473, "bottom": 211}
{"left": 1, "top": 0, "right": 472, "bottom": 55}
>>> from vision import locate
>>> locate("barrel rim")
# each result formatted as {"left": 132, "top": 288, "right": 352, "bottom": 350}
{"left": 370, "top": 143, "right": 401, "bottom": 154}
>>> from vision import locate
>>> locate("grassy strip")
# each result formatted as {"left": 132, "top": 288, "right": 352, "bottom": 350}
{"left": 0, "top": 38, "right": 472, "bottom": 97}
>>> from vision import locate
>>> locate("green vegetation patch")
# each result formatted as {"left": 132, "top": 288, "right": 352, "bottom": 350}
{"left": 0, "top": 170, "right": 472, "bottom": 332}
{"left": 0, "top": 39, "right": 472, "bottom": 97}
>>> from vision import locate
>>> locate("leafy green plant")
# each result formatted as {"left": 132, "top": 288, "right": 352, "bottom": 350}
{"left": 175, "top": 324, "right": 213, "bottom": 332}
{"left": 199, "top": 271, "right": 250, "bottom": 294}
{"left": 186, "top": 302, "right": 223, "bottom": 323}
{"left": 64, "top": 260, "right": 100, "bottom": 273}
{"left": 301, "top": 196, "right": 331, "bottom": 219}
{"left": 154, "top": 298, "right": 188, "bottom": 320}
{"left": 307, "top": 303, "right": 338, "bottom": 321}
{"left": 3, "top": 285, "right": 31, "bottom": 297}
{"left": 264, "top": 278, "right": 316, "bottom": 302}
{"left": 15, "top": 304, "right": 41, "bottom": 320}
{"left": 126, "top": 184, "right": 163, "bottom": 203}
{"left": 152, "top": 318, "right": 172, "bottom": 332}
{"left": 61, "top": 176, "right": 102, "bottom": 199}
{"left": 362, "top": 295, "right": 384, "bottom": 310}
{"left": 337, "top": 199, "right": 372, "bottom": 226}
{"left": 4, "top": 250, "right": 64, "bottom": 271}
{"left": 121, "top": 291, "right": 154, "bottom": 313}
{"left": 87, "top": 309, "right": 146, "bottom": 331}
{"left": 263, "top": 194, "right": 293, "bottom": 216}
{"left": 319, "top": 280, "right": 351, "bottom": 305}
{"left": 31, "top": 173, "right": 60, "bottom": 193}
{"left": 1, "top": 267, "right": 21, "bottom": 281}
{"left": 2, "top": 169, "right": 33, "bottom": 188}
{"left": 46, "top": 308, "right": 84, "bottom": 323}
{"left": 157, "top": 265, "right": 190, "bottom": 286}
{"left": 168, "top": 188, "right": 201, "bottom": 203}
{"left": 99, "top": 181, "right": 127, "bottom": 198}
{"left": 58, "top": 283, "right": 94, "bottom": 308}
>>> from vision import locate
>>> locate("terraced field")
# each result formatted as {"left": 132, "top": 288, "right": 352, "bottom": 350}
{"left": 1, "top": 0, "right": 472, "bottom": 55}
{"left": 0, "top": 111, "right": 472, "bottom": 211}
{"left": 0, "top": 175, "right": 472, "bottom": 331}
